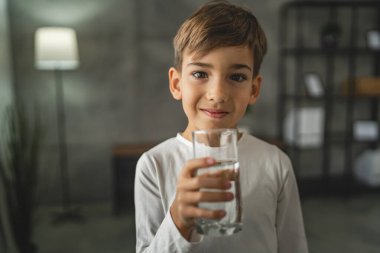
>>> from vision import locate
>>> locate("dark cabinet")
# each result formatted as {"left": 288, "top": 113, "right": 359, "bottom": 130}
{"left": 112, "top": 144, "right": 156, "bottom": 215}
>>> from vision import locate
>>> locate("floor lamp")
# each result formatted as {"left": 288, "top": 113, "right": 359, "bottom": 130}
{"left": 35, "top": 27, "right": 83, "bottom": 223}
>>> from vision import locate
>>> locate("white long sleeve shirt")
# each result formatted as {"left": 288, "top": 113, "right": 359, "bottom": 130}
{"left": 134, "top": 133, "right": 308, "bottom": 253}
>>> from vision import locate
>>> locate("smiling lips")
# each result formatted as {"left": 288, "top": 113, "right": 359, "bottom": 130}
{"left": 200, "top": 108, "right": 229, "bottom": 119}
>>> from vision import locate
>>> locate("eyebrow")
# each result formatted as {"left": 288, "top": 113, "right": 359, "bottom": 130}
{"left": 187, "top": 62, "right": 252, "bottom": 71}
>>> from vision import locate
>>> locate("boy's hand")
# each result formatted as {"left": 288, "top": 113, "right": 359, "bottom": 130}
{"left": 170, "top": 157, "right": 234, "bottom": 241}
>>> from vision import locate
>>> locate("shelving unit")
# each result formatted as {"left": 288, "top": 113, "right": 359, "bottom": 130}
{"left": 277, "top": 1, "right": 380, "bottom": 195}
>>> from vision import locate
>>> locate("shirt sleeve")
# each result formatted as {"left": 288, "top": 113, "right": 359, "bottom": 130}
{"left": 276, "top": 152, "right": 309, "bottom": 253}
{"left": 134, "top": 153, "right": 201, "bottom": 253}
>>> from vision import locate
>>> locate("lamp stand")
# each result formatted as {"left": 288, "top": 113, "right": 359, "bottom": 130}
{"left": 52, "top": 69, "right": 84, "bottom": 224}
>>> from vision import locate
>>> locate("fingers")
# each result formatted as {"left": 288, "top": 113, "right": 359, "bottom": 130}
{"left": 181, "top": 206, "right": 227, "bottom": 220}
{"left": 203, "top": 169, "right": 237, "bottom": 180}
{"left": 181, "top": 158, "right": 238, "bottom": 180}
{"left": 179, "top": 175, "right": 232, "bottom": 192}
{"left": 171, "top": 157, "right": 236, "bottom": 234}
{"left": 181, "top": 157, "right": 216, "bottom": 178}
{"left": 171, "top": 190, "right": 231, "bottom": 232}
{"left": 179, "top": 190, "right": 234, "bottom": 204}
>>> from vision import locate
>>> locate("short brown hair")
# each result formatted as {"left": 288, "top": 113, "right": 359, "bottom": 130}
{"left": 173, "top": 0, "right": 267, "bottom": 76}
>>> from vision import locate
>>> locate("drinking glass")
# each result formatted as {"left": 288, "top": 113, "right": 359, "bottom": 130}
{"left": 192, "top": 128, "right": 242, "bottom": 236}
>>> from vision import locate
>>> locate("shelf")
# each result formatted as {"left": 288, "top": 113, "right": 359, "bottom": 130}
{"left": 281, "top": 48, "right": 380, "bottom": 56}
{"left": 282, "top": 94, "right": 380, "bottom": 101}
{"left": 283, "top": 1, "right": 380, "bottom": 9}
{"left": 278, "top": 1, "right": 380, "bottom": 193}
{"left": 328, "top": 134, "right": 379, "bottom": 145}
{"left": 298, "top": 175, "right": 380, "bottom": 198}
{"left": 284, "top": 133, "right": 379, "bottom": 151}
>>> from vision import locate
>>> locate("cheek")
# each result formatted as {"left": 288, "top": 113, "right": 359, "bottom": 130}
{"left": 233, "top": 89, "right": 251, "bottom": 102}
{"left": 233, "top": 92, "right": 252, "bottom": 111}
{"left": 182, "top": 85, "right": 202, "bottom": 102}
{"left": 181, "top": 90, "right": 196, "bottom": 110}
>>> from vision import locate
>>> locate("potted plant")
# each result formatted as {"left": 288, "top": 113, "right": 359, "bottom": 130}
{"left": 0, "top": 104, "right": 42, "bottom": 253}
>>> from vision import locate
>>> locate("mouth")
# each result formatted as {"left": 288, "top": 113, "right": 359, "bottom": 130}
{"left": 200, "top": 108, "right": 229, "bottom": 119}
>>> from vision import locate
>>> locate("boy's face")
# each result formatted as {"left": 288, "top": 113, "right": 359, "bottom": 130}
{"left": 169, "top": 45, "right": 262, "bottom": 140}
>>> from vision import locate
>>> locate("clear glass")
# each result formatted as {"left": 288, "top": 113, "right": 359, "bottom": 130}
{"left": 192, "top": 128, "right": 242, "bottom": 236}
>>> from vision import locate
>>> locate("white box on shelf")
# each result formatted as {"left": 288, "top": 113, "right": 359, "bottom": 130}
{"left": 355, "top": 149, "right": 380, "bottom": 187}
{"left": 304, "top": 73, "right": 324, "bottom": 98}
{"left": 367, "top": 30, "right": 380, "bottom": 50}
{"left": 353, "top": 120, "right": 378, "bottom": 141}
{"left": 284, "top": 107, "right": 325, "bottom": 148}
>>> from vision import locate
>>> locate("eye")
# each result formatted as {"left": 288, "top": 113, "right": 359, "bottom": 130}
{"left": 192, "top": 71, "right": 208, "bottom": 79}
{"left": 230, "top": 73, "right": 248, "bottom": 82}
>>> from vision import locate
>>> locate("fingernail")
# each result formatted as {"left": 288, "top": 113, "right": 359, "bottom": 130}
{"left": 206, "top": 158, "right": 214, "bottom": 164}
{"left": 226, "top": 193, "right": 234, "bottom": 200}
{"left": 225, "top": 181, "right": 231, "bottom": 188}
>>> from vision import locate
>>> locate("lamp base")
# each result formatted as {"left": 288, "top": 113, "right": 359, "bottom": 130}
{"left": 51, "top": 207, "right": 85, "bottom": 225}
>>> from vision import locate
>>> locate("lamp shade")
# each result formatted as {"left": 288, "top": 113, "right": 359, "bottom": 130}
{"left": 35, "top": 27, "right": 79, "bottom": 70}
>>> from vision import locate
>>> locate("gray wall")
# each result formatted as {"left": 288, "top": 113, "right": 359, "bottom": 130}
{"left": 0, "top": 0, "right": 13, "bottom": 118}
{"left": 0, "top": 0, "right": 18, "bottom": 252}
{"left": 8, "top": 0, "right": 287, "bottom": 204}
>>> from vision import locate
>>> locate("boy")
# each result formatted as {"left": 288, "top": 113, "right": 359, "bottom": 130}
{"left": 134, "top": 1, "right": 308, "bottom": 252}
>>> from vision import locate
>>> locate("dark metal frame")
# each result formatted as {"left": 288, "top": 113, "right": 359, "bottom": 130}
{"left": 277, "top": 1, "right": 380, "bottom": 195}
{"left": 52, "top": 70, "right": 84, "bottom": 224}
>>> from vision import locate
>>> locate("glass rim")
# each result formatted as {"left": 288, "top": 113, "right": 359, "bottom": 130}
{"left": 191, "top": 128, "right": 238, "bottom": 135}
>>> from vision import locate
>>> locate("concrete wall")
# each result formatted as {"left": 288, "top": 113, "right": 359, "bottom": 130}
{"left": 0, "top": 0, "right": 18, "bottom": 252}
{"left": 0, "top": 0, "right": 13, "bottom": 118}
{"left": 7, "top": 0, "right": 287, "bottom": 204}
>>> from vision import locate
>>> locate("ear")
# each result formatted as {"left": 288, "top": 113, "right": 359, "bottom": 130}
{"left": 169, "top": 67, "right": 182, "bottom": 100}
{"left": 249, "top": 75, "right": 262, "bottom": 104}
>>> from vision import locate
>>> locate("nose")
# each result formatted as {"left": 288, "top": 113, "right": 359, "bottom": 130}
{"left": 206, "top": 78, "right": 228, "bottom": 103}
